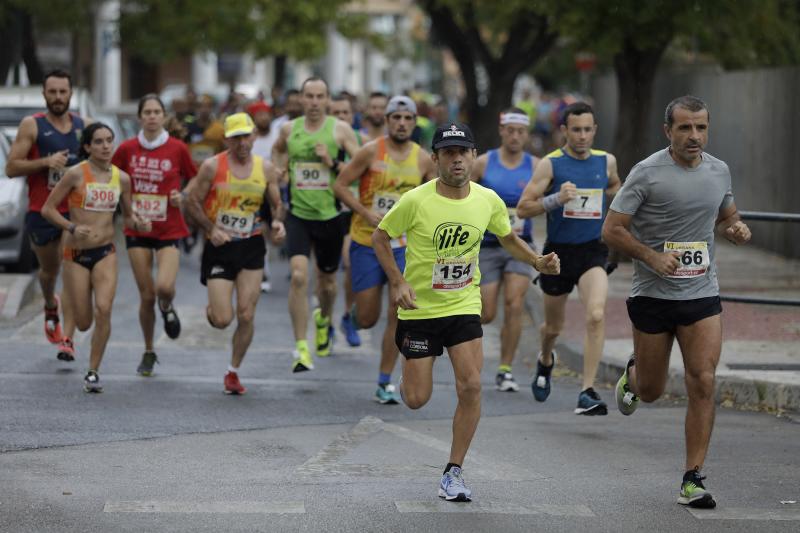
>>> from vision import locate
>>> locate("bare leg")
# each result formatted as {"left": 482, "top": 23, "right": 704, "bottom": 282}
{"left": 479, "top": 281, "right": 500, "bottom": 325}
{"left": 576, "top": 267, "right": 608, "bottom": 390}
{"left": 62, "top": 261, "right": 93, "bottom": 332}
{"left": 155, "top": 246, "right": 180, "bottom": 312}
{"left": 379, "top": 287, "right": 399, "bottom": 376}
{"left": 629, "top": 327, "right": 674, "bottom": 402}
{"left": 499, "top": 273, "right": 530, "bottom": 368}
{"left": 316, "top": 268, "right": 337, "bottom": 321}
{"left": 230, "top": 268, "right": 262, "bottom": 368}
{"left": 88, "top": 253, "right": 118, "bottom": 371}
{"left": 127, "top": 247, "right": 156, "bottom": 351}
{"left": 447, "top": 338, "right": 483, "bottom": 466}
{"left": 399, "top": 355, "right": 435, "bottom": 409}
{"left": 539, "top": 293, "right": 568, "bottom": 365}
{"left": 288, "top": 255, "right": 309, "bottom": 341}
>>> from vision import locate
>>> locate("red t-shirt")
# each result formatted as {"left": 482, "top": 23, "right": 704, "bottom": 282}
{"left": 112, "top": 136, "right": 197, "bottom": 240}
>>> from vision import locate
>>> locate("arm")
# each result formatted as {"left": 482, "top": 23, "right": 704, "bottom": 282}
{"left": 183, "top": 157, "right": 230, "bottom": 247}
{"left": 515, "top": 158, "right": 576, "bottom": 218}
{"left": 496, "top": 232, "right": 560, "bottom": 274}
{"left": 41, "top": 167, "right": 84, "bottom": 236}
{"left": 602, "top": 209, "right": 681, "bottom": 277}
{"left": 5, "top": 116, "right": 68, "bottom": 177}
{"left": 336, "top": 120, "right": 361, "bottom": 159}
{"left": 270, "top": 120, "right": 292, "bottom": 178}
{"left": 263, "top": 159, "right": 286, "bottom": 242}
{"left": 715, "top": 202, "right": 751, "bottom": 245}
{"left": 332, "top": 143, "right": 380, "bottom": 225}
{"left": 470, "top": 154, "right": 488, "bottom": 183}
{"left": 119, "top": 171, "right": 151, "bottom": 233}
{"left": 372, "top": 228, "right": 418, "bottom": 309}
{"left": 605, "top": 153, "right": 621, "bottom": 196}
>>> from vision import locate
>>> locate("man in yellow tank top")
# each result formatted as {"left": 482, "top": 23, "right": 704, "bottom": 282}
{"left": 333, "top": 96, "right": 436, "bottom": 404}
{"left": 185, "top": 113, "right": 285, "bottom": 395}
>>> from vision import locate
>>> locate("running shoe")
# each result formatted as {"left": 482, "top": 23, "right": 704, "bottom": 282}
{"left": 438, "top": 466, "right": 472, "bottom": 502}
{"left": 531, "top": 351, "right": 556, "bottom": 402}
{"left": 375, "top": 384, "right": 400, "bottom": 404}
{"left": 340, "top": 314, "right": 361, "bottom": 347}
{"left": 292, "top": 345, "right": 314, "bottom": 373}
{"left": 615, "top": 356, "right": 640, "bottom": 416}
{"left": 574, "top": 387, "right": 608, "bottom": 416}
{"left": 56, "top": 337, "right": 75, "bottom": 362}
{"left": 83, "top": 370, "right": 103, "bottom": 393}
{"left": 160, "top": 304, "right": 181, "bottom": 339}
{"left": 223, "top": 371, "right": 246, "bottom": 395}
{"left": 313, "top": 308, "right": 334, "bottom": 357}
{"left": 44, "top": 295, "right": 62, "bottom": 344}
{"left": 137, "top": 351, "right": 159, "bottom": 377}
{"left": 495, "top": 372, "right": 520, "bottom": 392}
{"left": 678, "top": 469, "right": 716, "bottom": 508}
{"left": 260, "top": 280, "right": 272, "bottom": 293}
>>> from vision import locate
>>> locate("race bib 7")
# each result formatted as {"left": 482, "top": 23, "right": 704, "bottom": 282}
{"left": 563, "top": 188, "right": 603, "bottom": 219}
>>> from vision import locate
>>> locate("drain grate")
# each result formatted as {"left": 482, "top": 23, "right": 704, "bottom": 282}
{"left": 727, "top": 363, "right": 800, "bottom": 371}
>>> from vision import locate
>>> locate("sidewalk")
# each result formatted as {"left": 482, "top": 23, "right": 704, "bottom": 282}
{"left": 0, "top": 272, "right": 36, "bottom": 320}
{"left": 548, "top": 239, "right": 800, "bottom": 414}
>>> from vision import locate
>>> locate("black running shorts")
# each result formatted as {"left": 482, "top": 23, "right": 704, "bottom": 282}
{"left": 626, "top": 295, "right": 722, "bottom": 335}
{"left": 395, "top": 314, "right": 483, "bottom": 359}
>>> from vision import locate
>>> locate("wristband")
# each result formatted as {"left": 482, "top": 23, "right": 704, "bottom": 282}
{"left": 542, "top": 192, "right": 563, "bottom": 213}
{"left": 67, "top": 223, "right": 76, "bottom": 234}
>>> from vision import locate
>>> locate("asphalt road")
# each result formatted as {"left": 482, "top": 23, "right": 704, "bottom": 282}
{"left": 1, "top": 244, "right": 798, "bottom": 532}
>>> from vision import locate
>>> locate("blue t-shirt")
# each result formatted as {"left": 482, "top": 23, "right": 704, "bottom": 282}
{"left": 480, "top": 149, "right": 534, "bottom": 246}
{"left": 546, "top": 148, "right": 608, "bottom": 244}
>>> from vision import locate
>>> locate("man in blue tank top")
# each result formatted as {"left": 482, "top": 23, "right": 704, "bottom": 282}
{"left": 517, "top": 102, "right": 621, "bottom": 415}
{"left": 472, "top": 107, "right": 537, "bottom": 393}
{"left": 6, "top": 70, "right": 87, "bottom": 362}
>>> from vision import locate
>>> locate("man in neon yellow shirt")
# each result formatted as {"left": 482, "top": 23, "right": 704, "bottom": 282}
{"left": 373, "top": 122, "right": 560, "bottom": 502}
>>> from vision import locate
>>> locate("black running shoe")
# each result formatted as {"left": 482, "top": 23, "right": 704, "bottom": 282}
{"left": 137, "top": 351, "right": 159, "bottom": 377}
{"left": 160, "top": 304, "right": 181, "bottom": 339}
{"left": 678, "top": 469, "right": 716, "bottom": 509}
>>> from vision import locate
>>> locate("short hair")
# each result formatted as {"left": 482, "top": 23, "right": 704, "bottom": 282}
{"left": 664, "top": 95, "right": 710, "bottom": 128}
{"left": 79, "top": 122, "right": 114, "bottom": 159}
{"left": 137, "top": 93, "right": 166, "bottom": 116}
{"left": 330, "top": 93, "right": 351, "bottom": 104}
{"left": 560, "top": 102, "right": 594, "bottom": 126}
{"left": 369, "top": 91, "right": 388, "bottom": 101}
{"left": 300, "top": 77, "right": 329, "bottom": 95}
{"left": 285, "top": 89, "right": 300, "bottom": 98}
{"left": 43, "top": 69, "right": 72, "bottom": 89}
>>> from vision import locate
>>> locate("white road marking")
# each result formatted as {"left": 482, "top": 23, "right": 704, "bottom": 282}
{"left": 103, "top": 501, "right": 305, "bottom": 514}
{"left": 395, "top": 501, "right": 594, "bottom": 516}
{"left": 688, "top": 507, "right": 800, "bottom": 521}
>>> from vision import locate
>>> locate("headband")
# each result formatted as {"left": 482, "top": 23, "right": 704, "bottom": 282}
{"left": 500, "top": 112, "right": 530, "bottom": 126}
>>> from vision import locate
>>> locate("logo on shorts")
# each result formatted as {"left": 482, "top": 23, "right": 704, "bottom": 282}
{"left": 403, "top": 334, "right": 429, "bottom": 355}
{"left": 210, "top": 265, "right": 225, "bottom": 276}
{"left": 432, "top": 222, "right": 481, "bottom": 258}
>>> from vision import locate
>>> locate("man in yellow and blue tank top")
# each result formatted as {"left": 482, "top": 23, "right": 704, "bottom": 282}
{"left": 517, "top": 102, "right": 621, "bottom": 415}
{"left": 333, "top": 96, "right": 437, "bottom": 405}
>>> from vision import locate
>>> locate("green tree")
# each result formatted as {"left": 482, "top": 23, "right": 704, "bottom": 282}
{"left": 558, "top": 0, "right": 800, "bottom": 176}
{"left": 418, "top": 0, "right": 558, "bottom": 150}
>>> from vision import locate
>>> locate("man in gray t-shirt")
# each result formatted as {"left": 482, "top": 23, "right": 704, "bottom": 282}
{"left": 602, "top": 95, "right": 751, "bottom": 510}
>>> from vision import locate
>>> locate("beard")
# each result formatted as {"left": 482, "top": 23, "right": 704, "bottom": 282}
{"left": 366, "top": 115, "right": 385, "bottom": 128}
{"left": 439, "top": 171, "right": 470, "bottom": 188}
{"left": 46, "top": 100, "right": 68, "bottom": 117}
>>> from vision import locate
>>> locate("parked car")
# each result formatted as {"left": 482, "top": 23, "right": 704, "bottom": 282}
{"left": 0, "top": 134, "right": 34, "bottom": 272}
{"left": 0, "top": 86, "right": 97, "bottom": 142}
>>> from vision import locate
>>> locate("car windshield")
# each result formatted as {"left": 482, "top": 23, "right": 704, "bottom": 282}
{"left": 0, "top": 107, "right": 42, "bottom": 125}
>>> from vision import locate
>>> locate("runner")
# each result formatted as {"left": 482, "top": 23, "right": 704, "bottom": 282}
{"left": 359, "top": 92, "right": 388, "bottom": 142}
{"left": 5, "top": 69, "right": 83, "bottom": 361}
{"left": 41, "top": 123, "right": 148, "bottom": 392}
{"left": 185, "top": 113, "right": 285, "bottom": 395}
{"left": 271, "top": 77, "right": 359, "bottom": 372}
{"left": 333, "top": 96, "right": 436, "bottom": 403}
{"left": 471, "top": 108, "right": 538, "bottom": 392}
{"left": 516, "top": 102, "right": 621, "bottom": 415}
{"left": 112, "top": 94, "right": 197, "bottom": 376}
{"left": 246, "top": 100, "right": 275, "bottom": 293}
{"left": 603, "top": 96, "right": 750, "bottom": 509}
{"left": 373, "top": 122, "right": 559, "bottom": 502}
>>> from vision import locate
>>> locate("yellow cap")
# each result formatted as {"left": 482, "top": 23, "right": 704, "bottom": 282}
{"left": 223, "top": 112, "right": 255, "bottom": 138}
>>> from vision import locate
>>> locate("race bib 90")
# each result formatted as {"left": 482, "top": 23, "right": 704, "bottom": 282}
{"left": 294, "top": 162, "right": 331, "bottom": 191}
{"left": 84, "top": 182, "right": 120, "bottom": 212}
{"left": 563, "top": 188, "right": 603, "bottom": 219}
{"left": 216, "top": 210, "right": 255, "bottom": 239}
{"left": 431, "top": 256, "right": 476, "bottom": 291}
{"left": 132, "top": 194, "right": 168, "bottom": 221}
{"left": 664, "top": 241, "right": 709, "bottom": 278}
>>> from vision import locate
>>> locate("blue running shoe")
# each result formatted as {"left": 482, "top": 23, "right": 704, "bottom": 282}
{"left": 375, "top": 384, "right": 399, "bottom": 404}
{"left": 531, "top": 351, "right": 556, "bottom": 402}
{"left": 340, "top": 314, "right": 361, "bottom": 347}
{"left": 574, "top": 387, "right": 608, "bottom": 416}
{"left": 438, "top": 466, "right": 472, "bottom": 502}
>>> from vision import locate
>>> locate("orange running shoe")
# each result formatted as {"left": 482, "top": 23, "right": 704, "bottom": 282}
{"left": 224, "top": 371, "right": 246, "bottom": 395}
{"left": 56, "top": 337, "right": 75, "bottom": 362}
{"left": 44, "top": 295, "right": 63, "bottom": 344}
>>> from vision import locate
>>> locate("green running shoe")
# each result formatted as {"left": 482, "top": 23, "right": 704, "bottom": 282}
{"left": 313, "top": 308, "right": 333, "bottom": 357}
{"left": 615, "top": 356, "right": 639, "bottom": 416}
{"left": 678, "top": 469, "right": 716, "bottom": 508}
{"left": 292, "top": 345, "right": 314, "bottom": 373}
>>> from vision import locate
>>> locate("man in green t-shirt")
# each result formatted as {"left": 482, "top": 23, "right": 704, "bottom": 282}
{"left": 373, "top": 122, "right": 560, "bottom": 502}
{"left": 273, "top": 77, "right": 360, "bottom": 372}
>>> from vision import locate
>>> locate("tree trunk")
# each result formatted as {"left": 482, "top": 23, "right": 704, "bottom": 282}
{"left": 274, "top": 55, "right": 287, "bottom": 90}
{"left": 21, "top": 11, "right": 44, "bottom": 84}
{"left": 0, "top": 10, "right": 23, "bottom": 85}
{"left": 612, "top": 39, "right": 669, "bottom": 179}
{"left": 469, "top": 70, "right": 516, "bottom": 152}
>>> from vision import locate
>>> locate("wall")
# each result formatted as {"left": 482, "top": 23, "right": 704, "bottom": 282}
{"left": 592, "top": 65, "right": 800, "bottom": 258}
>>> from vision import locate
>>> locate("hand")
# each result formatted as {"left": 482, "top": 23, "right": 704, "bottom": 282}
{"left": 725, "top": 221, "right": 751, "bottom": 245}
{"left": 366, "top": 210, "right": 384, "bottom": 228}
{"left": 133, "top": 215, "right": 152, "bottom": 234}
{"left": 209, "top": 227, "right": 231, "bottom": 247}
{"left": 647, "top": 251, "right": 682, "bottom": 277}
{"left": 169, "top": 190, "right": 183, "bottom": 207}
{"left": 315, "top": 143, "right": 333, "bottom": 168}
{"left": 392, "top": 280, "right": 418, "bottom": 310}
{"left": 270, "top": 220, "right": 286, "bottom": 243}
{"left": 558, "top": 181, "right": 577, "bottom": 204}
{"left": 48, "top": 150, "right": 69, "bottom": 171}
{"left": 534, "top": 252, "right": 560, "bottom": 275}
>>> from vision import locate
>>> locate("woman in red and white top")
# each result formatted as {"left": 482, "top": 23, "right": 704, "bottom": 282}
{"left": 112, "top": 94, "right": 197, "bottom": 376}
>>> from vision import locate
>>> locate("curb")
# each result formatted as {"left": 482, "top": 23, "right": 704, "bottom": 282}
{"left": 0, "top": 273, "right": 37, "bottom": 320}
{"left": 554, "top": 341, "right": 800, "bottom": 414}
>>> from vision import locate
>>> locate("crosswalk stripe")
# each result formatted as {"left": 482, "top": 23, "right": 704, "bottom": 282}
{"left": 103, "top": 501, "right": 305, "bottom": 514}
{"left": 688, "top": 507, "right": 800, "bottom": 521}
{"left": 395, "top": 501, "right": 595, "bottom": 516}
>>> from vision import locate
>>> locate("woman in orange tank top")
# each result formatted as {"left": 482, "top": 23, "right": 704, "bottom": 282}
{"left": 42, "top": 123, "right": 149, "bottom": 393}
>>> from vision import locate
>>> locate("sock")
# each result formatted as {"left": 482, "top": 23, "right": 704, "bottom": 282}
{"left": 228, "top": 364, "right": 239, "bottom": 374}
{"left": 378, "top": 372, "right": 391, "bottom": 387}
{"left": 444, "top": 463, "right": 461, "bottom": 474}
{"left": 497, "top": 364, "right": 512, "bottom": 374}
{"left": 296, "top": 339, "right": 309, "bottom": 352}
